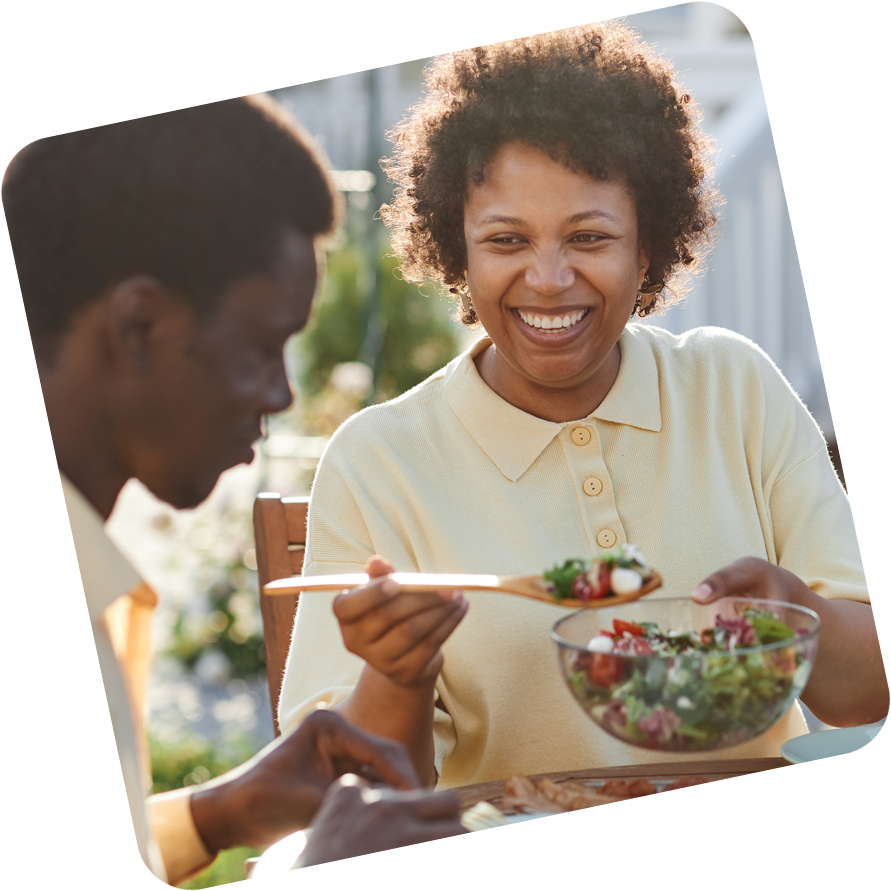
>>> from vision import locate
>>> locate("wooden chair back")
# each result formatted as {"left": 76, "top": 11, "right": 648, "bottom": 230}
{"left": 253, "top": 492, "right": 309, "bottom": 736}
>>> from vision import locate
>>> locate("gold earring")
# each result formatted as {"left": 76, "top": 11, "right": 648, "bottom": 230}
{"left": 449, "top": 287, "right": 477, "bottom": 323}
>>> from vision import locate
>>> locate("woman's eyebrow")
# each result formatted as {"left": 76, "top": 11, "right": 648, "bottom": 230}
{"left": 566, "top": 209, "right": 619, "bottom": 224}
{"left": 477, "top": 214, "right": 525, "bottom": 225}
{"left": 475, "top": 210, "right": 620, "bottom": 226}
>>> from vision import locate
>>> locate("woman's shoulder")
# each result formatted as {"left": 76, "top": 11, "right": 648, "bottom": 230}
{"left": 628, "top": 323, "right": 777, "bottom": 376}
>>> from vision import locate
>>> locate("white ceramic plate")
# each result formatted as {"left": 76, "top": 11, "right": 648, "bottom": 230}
{"left": 780, "top": 724, "right": 891, "bottom": 789}
{"left": 464, "top": 813, "right": 789, "bottom": 891}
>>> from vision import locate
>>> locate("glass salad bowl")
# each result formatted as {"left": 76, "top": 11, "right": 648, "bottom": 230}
{"left": 551, "top": 597, "right": 820, "bottom": 752}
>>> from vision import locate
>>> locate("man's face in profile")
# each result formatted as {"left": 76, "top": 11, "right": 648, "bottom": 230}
{"left": 122, "top": 229, "right": 318, "bottom": 509}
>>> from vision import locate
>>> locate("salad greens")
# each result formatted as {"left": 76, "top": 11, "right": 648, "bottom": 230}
{"left": 544, "top": 544, "right": 650, "bottom": 602}
{"left": 562, "top": 608, "right": 817, "bottom": 751}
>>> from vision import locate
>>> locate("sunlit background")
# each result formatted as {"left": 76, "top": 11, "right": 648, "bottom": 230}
{"left": 102, "top": 5, "right": 843, "bottom": 885}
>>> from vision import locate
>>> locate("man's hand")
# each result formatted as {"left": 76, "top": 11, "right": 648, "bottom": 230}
{"left": 188, "top": 708, "right": 421, "bottom": 854}
{"left": 297, "top": 775, "right": 467, "bottom": 868}
{"left": 333, "top": 556, "right": 469, "bottom": 689}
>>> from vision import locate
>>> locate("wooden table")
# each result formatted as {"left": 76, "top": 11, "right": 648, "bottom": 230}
{"left": 453, "top": 758, "right": 828, "bottom": 891}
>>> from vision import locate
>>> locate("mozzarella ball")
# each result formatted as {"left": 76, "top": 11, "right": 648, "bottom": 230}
{"left": 586, "top": 635, "right": 615, "bottom": 653}
{"left": 610, "top": 567, "right": 643, "bottom": 594}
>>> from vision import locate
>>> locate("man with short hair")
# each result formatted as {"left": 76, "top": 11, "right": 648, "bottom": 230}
{"left": 2, "top": 94, "right": 464, "bottom": 883}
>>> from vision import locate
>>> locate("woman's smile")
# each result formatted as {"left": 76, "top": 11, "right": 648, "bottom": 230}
{"left": 463, "top": 141, "right": 649, "bottom": 421}
{"left": 515, "top": 307, "right": 590, "bottom": 332}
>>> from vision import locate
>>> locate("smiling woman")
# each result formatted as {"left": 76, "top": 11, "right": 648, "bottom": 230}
{"left": 277, "top": 21, "right": 886, "bottom": 790}
{"left": 464, "top": 146, "right": 647, "bottom": 421}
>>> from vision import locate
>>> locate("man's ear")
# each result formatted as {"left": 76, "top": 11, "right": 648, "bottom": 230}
{"left": 103, "top": 277, "right": 181, "bottom": 373}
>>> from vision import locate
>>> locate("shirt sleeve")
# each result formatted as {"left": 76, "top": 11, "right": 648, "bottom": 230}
{"left": 146, "top": 788, "right": 214, "bottom": 886}
{"left": 0, "top": 633, "right": 78, "bottom": 891}
{"left": 756, "top": 350, "right": 869, "bottom": 603}
{"left": 276, "top": 443, "right": 457, "bottom": 782}
{"left": 769, "top": 445, "right": 869, "bottom": 602}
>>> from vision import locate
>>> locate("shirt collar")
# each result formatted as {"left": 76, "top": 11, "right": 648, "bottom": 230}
{"left": 592, "top": 324, "right": 662, "bottom": 433}
{"left": 444, "top": 325, "right": 661, "bottom": 482}
{"left": 0, "top": 429, "right": 140, "bottom": 618}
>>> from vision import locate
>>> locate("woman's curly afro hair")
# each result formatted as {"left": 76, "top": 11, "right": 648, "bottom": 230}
{"left": 381, "top": 21, "right": 720, "bottom": 324}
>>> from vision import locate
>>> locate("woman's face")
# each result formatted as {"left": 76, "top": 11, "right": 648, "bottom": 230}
{"left": 463, "top": 142, "right": 648, "bottom": 417}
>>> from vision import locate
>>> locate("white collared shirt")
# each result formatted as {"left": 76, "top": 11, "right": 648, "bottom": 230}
{"left": 0, "top": 430, "right": 211, "bottom": 891}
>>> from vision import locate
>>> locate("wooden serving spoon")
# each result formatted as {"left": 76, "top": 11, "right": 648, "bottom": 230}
{"left": 263, "top": 569, "right": 662, "bottom": 608}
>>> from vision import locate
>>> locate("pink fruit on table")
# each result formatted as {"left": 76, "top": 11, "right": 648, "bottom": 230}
{"left": 808, "top": 823, "right": 891, "bottom": 891}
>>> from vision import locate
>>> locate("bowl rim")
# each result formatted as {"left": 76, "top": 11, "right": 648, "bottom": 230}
{"left": 550, "top": 595, "right": 821, "bottom": 658}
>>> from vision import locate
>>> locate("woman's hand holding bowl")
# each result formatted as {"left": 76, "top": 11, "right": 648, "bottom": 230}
{"left": 691, "top": 556, "right": 813, "bottom": 608}
{"left": 692, "top": 556, "right": 887, "bottom": 728}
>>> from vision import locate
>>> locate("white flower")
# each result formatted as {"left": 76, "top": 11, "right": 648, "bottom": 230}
{"left": 621, "top": 543, "right": 648, "bottom": 567}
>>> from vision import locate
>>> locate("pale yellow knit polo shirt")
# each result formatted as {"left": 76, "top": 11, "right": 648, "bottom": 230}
{"left": 278, "top": 324, "right": 867, "bottom": 789}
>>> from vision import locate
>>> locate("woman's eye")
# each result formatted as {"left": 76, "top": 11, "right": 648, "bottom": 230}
{"left": 572, "top": 233, "right": 604, "bottom": 244}
{"left": 490, "top": 235, "right": 523, "bottom": 245}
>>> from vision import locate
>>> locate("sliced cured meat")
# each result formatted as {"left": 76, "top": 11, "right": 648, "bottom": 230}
{"left": 502, "top": 776, "right": 767, "bottom": 813}
{"left": 501, "top": 775, "right": 564, "bottom": 813}
{"left": 538, "top": 779, "right": 650, "bottom": 813}
{"left": 600, "top": 780, "right": 677, "bottom": 812}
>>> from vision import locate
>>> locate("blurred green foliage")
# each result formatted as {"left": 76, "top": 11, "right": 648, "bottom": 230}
{"left": 298, "top": 245, "right": 461, "bottom": 404}
{"left": 166, "top": 574, "right": 267, "bottom": 681}
{"left": 161, "top": 503, "right": 267, "bottom": 684}
{"left": 178, "top": 847, "right": 261, "bottom": 889}
{"left": 149, "top": 730, "right": 263, "bottom": 888}
{"left": 149, "top": 730, "right": 258, "bottom": 795}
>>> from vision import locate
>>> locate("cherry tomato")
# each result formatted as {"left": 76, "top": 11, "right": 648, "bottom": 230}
{"left": 613, "top": 619, "right": 646, "bottom": 637}
{"left": 590, "top": 563, "right": 611, "bottom": 599}
{"left": 573, "top": 563, "right": 610, "bottom": 602}
{"left": 587, "top": 653, "right": 625, "bottom": 687}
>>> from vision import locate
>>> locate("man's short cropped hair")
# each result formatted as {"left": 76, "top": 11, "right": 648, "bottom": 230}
{"left": 2, "top": 94, "right": 339, "bottom": 362}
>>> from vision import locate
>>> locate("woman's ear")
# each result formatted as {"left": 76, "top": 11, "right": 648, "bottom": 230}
{"left": 637, "top": 244, "right": 651, "bottom": 290}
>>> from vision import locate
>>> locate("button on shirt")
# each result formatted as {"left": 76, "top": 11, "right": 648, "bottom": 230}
{"left": 278, "top": 325, "right": 868, "bottom": 790}
{"left": 0, "top": 430, "right": 211, "bottom": 891}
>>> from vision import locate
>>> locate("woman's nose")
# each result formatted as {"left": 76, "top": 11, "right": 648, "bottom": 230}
{"left": 524, "top": 249, "right": 575, "bottom": 295}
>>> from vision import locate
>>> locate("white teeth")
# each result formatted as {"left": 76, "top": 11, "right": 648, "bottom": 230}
{"left": 517, "top": 309, "right": 589, "bottom": 331}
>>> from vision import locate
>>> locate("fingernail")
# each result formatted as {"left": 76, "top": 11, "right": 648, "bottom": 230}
{"left": 381, "top": 578, "right": 399, "bottom": 596}
{"left": 692, "top": 583, "right": 713, "bottom": 603}
{"left": 443, "top": 589, "right": 464, "bottom": 601}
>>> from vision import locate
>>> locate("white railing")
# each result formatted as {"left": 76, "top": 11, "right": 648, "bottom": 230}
{"left": 653, "top": 37, "right": 848, "bottom": 438}
{"left": 275, "top": 47, "right": 421, "bottom": 175}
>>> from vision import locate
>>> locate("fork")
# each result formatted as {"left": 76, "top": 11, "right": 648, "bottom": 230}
{"left": 461, "top": 801, "right": 520, "bottom": 845}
